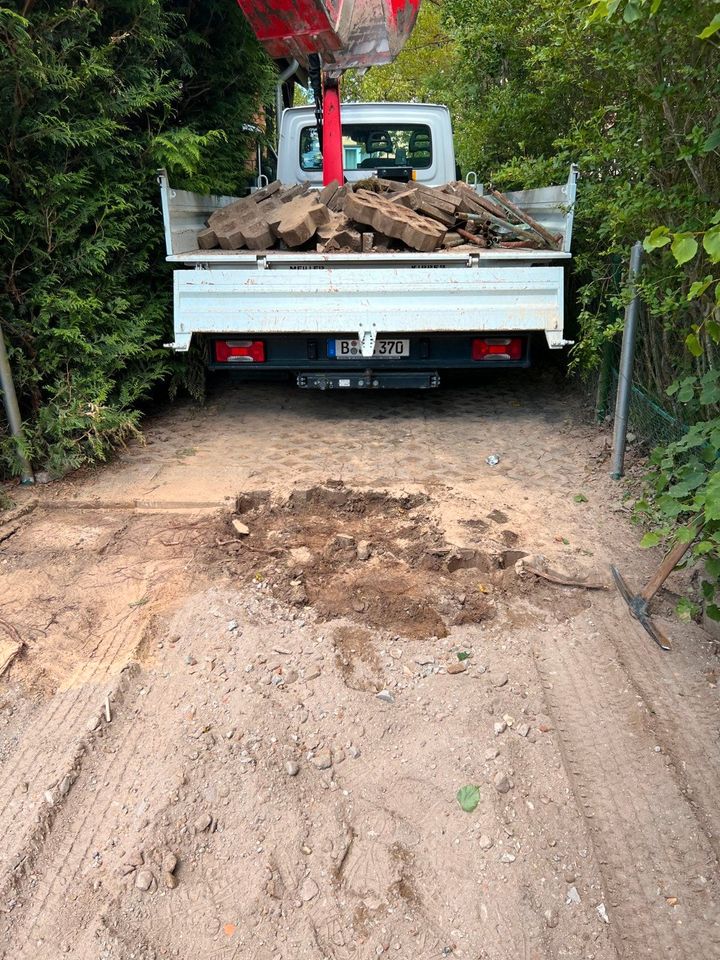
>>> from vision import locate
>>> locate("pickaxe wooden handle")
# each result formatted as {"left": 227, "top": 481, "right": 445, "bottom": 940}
{"left": 612, "top": 521, "right": 703, "bottom": 652}
{"left": 640, "top": 527, "right": 700, "bottom": 604}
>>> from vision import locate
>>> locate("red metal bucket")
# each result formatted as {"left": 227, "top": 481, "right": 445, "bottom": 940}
{"left": 236, "top": 0, "right": 420, "bottom": 71}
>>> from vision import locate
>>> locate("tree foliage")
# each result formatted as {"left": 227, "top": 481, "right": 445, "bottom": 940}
{"left": 350, "top": 0, "right": 718, "bottom": 375}
{"left": 0, "top": 0, "right": 273, "bottom": 476}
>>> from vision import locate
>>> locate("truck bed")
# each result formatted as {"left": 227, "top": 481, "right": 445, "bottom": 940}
{"left": 160, "top": 169, "right": 578, "bottom": 261}
{"left": 159, "top": 167, "right": 578, "bottom": 357}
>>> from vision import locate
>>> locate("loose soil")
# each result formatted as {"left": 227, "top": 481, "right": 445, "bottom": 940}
{"left": 208, "top": 486, "right": 500, "bottom": 642}
{"left": 1, "top": 373, "right": 719, "bottom": 960}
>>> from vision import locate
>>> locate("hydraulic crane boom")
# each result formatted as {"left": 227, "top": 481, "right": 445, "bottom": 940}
{"left": 235, "top": 0, "right": 421, "bottom": 183}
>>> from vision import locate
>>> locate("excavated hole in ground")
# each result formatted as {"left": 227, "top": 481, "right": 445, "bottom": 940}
{"left": 209, "top": 484, "right": 530, "bottom": 643}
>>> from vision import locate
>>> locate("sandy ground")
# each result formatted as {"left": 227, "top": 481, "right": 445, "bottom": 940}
{"left": 1, "top": 370, "right": 719, "bottom": 960}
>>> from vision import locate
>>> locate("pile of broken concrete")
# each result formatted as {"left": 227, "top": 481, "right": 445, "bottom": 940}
{"left": 197, "top": 178, "right": 562, "bottom": 255}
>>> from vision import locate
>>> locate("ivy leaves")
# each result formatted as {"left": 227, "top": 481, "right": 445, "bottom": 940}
{"left": 643, "top": 211, "right": 720, "bottom": 356}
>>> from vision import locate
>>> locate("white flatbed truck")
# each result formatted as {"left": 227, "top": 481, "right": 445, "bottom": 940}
{"left": 160, "top": 102, "right": 578, "bottom": 389}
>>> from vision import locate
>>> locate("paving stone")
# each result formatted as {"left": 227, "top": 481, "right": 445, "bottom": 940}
{"left": 344, "top": 189, "right": 446, "bottom": 252}
{"left": 318, "top": 180, "right": 340, "bottom": 206}
{"left": 207, "top": 196, "right": 256, "bottom": 232}
{"left": 253, "top": 179, "right": 282, "bottom": 202}
{"left": 328, "top": 184, "right": 351, "bottom": 212}
{"left": 197, "top": 227, "right": 218, "bottom": 250}
{"left": 317, "top": 215, "right": 362, "bottom": 252}
{"left": 242, "top": 217, "right": 274, "bottom": 250}
{"left": 272, "top": 194, "right": 331, "bottom": 247}
{"left": 415, "top": 184, "right": 461, "bottom": 214}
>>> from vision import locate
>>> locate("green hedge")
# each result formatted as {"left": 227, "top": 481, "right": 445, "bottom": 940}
{"left": 0, "top": 1, "right": 274, "bottom": 477}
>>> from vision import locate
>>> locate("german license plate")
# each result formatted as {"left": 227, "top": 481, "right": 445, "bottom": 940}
{"left": 329, "top": 338, "right": 410, "bottom": 359}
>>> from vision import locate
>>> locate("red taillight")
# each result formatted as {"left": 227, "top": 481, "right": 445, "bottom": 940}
{"left": 214, "top": 340, "right": 265, "bottom": 363}
{"left": 472, "top": 337, "right": 523, "bottom": 361}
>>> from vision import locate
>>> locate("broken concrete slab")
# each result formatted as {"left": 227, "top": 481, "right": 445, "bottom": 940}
{"left": 198, "top": 179, "right": 552, "bottom": 254}
{"left": 215, "top": 220, "right": 249, "bottom": 250}
{"left": 316, "top": 215, "right": 362, "bottom": 253}
{"left": 277, "top": 184, "right": 305, "bottom": 204}
{"left": 415, "top": 202, "right": 458, "bottom": 227}
{"left": 316, "top": 214, "right": 347, "bottom": 241}
{"left": 390, "top": 188, "right": 420, "bottom": 210}
{"left": 449, "top": 182, "right": 492, "bottom": 217}
{"left": 356, "top": 177, "right": 407, "bottom": 194}
{"left": 415, "top": 184, "right": 461, "bottom": 214}
{"left": 242, "top": 218, "right": 274, "bottom": 250}
{"left": 214, "top": 195, "right": 285, "bottom": 250}
{"left": 207, "top": 196, "right": 256, "bottom": 232}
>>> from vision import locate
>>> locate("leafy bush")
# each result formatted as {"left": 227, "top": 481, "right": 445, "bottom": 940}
{"left": 637, "top": 372, "right": 720, "bottom": 618}
{"left": 0, "top": 1, "right": 273, "bottom": 477}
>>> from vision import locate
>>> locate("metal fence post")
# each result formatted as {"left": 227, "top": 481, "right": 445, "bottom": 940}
{"left": 0, "top": 322, "right": 34, "bottom": 484}
{"left": 611, "top": 241, "right": 644, "bottom": 480}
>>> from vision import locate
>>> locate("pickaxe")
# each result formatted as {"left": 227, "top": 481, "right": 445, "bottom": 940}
{"left": 611, "top": 523, "right": 700, "bottom": 652}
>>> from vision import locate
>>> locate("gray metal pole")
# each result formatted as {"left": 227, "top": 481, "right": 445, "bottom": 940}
{"left": 611, "top": 241, "right": 644, "bottom": 480}
{"left": 0, "top": 322, "right": 34, "bottom": 484}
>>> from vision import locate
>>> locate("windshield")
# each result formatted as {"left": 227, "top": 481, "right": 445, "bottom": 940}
{"left": 299, "top": 123, "right": 433, "bottom": 172}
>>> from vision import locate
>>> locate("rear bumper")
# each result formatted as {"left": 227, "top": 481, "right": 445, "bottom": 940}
{"left": 206, "top": 333, "right": 532, "bottom": 371}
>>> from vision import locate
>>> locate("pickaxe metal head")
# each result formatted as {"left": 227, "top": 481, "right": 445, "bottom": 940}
{"left": 611, "top": 565, "right": 671, "bottom": 651}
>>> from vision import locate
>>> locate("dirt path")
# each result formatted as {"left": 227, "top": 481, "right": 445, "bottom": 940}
{"left": 1, "top": 372, "right": 719, "bottom": 960}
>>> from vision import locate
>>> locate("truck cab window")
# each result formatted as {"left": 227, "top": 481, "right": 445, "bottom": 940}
{"left": 299, "top": 123, "right": 433, "bottom": 172}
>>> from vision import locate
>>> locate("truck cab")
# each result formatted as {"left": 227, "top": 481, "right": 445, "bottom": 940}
{"left": 276, "top": 103, "right": 458, "bottom": 188}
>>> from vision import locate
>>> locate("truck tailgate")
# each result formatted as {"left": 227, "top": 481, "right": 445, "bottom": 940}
{"left": 170, "top": 264, "right": 567, "bottom": 354}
